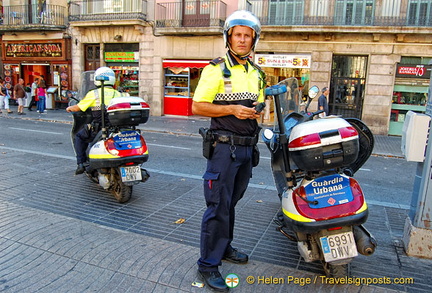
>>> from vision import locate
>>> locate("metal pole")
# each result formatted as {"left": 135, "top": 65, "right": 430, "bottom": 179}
{"left": 100, "top": 80, "right": 106, "bottom": 140}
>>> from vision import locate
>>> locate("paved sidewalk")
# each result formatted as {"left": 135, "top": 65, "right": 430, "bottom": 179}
{"left": 1, "top": 107, "right": 428, "bottom": 293}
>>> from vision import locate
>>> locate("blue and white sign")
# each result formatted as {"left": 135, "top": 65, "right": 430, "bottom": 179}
{"left": 304, "top": 174, "right": 353, "bottom": 208}
{"left": 113, "top": 130, "right": 141, "bottom": 150}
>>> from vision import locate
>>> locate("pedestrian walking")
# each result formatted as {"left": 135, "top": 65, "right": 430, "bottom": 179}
{"left": 192, "top": 10, "right": 265, "bottom": 292}
{"left": 0, "top": 79, "right": 13, "bottom": 114}
{"left": 14, "top": 78, "right": 27, "bottom": 115}
{"left": 36, "top": 78, "right": 47, "bottom": 114}
{"left": 28, "top": 78, "right": 39, "bottom": 111}
{"left": 318, "top": 86, "right": 330, "bottom": 117}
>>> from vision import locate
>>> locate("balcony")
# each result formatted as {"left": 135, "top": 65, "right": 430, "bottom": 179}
{"left": 249, "top": 0, "right": 432, "bottom": 32}
{"left": 0, "top": 4, "right": 67, "bottom": 31}
{"left": 69, "top": 0, "right": 147, "bottom": 24}
{"left": 155, "top": 1, "right": 227, "bottom": 35}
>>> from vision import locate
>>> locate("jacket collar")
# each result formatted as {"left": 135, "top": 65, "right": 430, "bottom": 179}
{"left": 226, "top": 51, "right": 249, "bottom": 68}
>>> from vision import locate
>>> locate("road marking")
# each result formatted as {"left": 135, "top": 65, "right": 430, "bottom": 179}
{"left": 0, "top": 146, "right": 408, "bottom": 210}
{"left": 9, "top": 127, "right": 63, "bottom": 135}
{"left": 146, "top": 143, "right": 191, "bottom": 150}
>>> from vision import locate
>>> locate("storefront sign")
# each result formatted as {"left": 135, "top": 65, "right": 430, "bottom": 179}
{"left": 105, "top": 52, "right": 138, "bottom": 62}
{"left": 255, "top": 54, "right": 311, "bottom": 68}
{"left": 4, "top": 43, "right": 63, "bottom": 58}
{"left": 396, "top": 64, "right": 431, "bottom": 79}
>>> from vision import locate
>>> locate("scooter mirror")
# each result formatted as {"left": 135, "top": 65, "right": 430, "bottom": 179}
{"left": 308, "top": 86, "right": 320, "bottom": 99}
{"left": 263, "top": 128, "right": 274, "bottom": 140}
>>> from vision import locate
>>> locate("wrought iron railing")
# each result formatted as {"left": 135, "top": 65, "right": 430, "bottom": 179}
{"left": 155, "top": 1, "right": 227, "bottom": 28}
{"left": 69, "top": 0, "right": 147, "bottom": 22}
{"left": 249, "top": 0, "right": 432, "bottom": 27}
{"left": 0, "top": 4, "right": 66, "bottom": 27}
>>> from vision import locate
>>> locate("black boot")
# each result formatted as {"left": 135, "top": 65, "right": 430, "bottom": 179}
{"left": 75, "top": 163, "right": 85, "bottom": 175}
{"left": 223, "top": 246, "right": 248, "bottom": 264}
{"left": 198, "top": 270, "right": 228, "bottom": 292}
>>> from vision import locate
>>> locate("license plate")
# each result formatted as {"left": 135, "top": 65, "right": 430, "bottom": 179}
{"left": 120, "top": 166, "right": 142, "bottom": 182}
{"left": 320, "top": 231, "right": 358, "bottom": 262}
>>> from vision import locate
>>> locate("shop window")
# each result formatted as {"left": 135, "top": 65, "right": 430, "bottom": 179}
{"left": 52, "top": 64, "right": 71, "bottom": 108}
{"left": 109, "top": 66, "right": 139, "bottom": 96}
{"left": 164, "top": 67, "right": 191, "bottom": 97}
{"left": 162, "top": 60, "right": 208, "bottom": 116}
{"left": 391, "top": 86, "right": 428, "bottom": 126}
{"left": 260, "top": 66, "right": 310, "bottom": 123}
{"left": 390, "top": 62, "right": 429, "bottom": 135}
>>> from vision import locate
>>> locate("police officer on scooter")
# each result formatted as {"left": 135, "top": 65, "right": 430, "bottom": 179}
{"left": 66, "top": 67, "right": 122, "bottom": 175}
{"left": 192, "top": 10, "right": 265, "bottom": 292}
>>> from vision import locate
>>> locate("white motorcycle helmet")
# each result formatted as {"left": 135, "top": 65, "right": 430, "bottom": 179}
{"left": 94, "top": 67, "right": 116, "bottom": 87}
{"left": 223, "top": 10, "right": 261, "bottom": 58}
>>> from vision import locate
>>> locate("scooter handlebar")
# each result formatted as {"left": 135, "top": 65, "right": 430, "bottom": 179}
{"left": 265, "top": 84, "right": 287, "bottom": 96}
{"left": 300, "top": 109, "right": 325, "bottom": 121}
{"left": 312, "top": 109, "right": 325, "bottom": 116}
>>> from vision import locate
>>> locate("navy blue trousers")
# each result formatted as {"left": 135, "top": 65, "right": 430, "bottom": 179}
{"left": 197, "top": 143, "right": 253, "bottom": 272}
{"left": 74, "top": 126, "right": 96, "bottom": 164}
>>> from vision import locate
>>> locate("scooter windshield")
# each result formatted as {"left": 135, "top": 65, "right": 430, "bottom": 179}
{"left": 77, "top": 71, "right": 97, "bottom": 102}
{"left": 271, "top": 77, "right": 304, "bottom": 130}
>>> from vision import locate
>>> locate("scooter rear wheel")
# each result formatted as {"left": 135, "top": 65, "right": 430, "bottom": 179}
{"left": 323, "top": 262, "right": 350, "bottom": 278}
{"left": 112, "top": 172, "right": 133, "bottom": 203}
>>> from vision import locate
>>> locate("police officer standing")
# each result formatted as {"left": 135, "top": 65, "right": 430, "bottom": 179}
{"left": 192, "top": 10, "right": 265, "bottom": 292}
{"left": 66, "top": 67, "right": 122, "bottom": 175}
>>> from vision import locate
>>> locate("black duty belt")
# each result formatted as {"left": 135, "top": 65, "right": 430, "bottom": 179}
{"left": 213, "top": 132, "right": 258, "bottom": 146}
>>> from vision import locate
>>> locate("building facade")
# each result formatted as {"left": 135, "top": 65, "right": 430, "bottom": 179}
{"left": 1, "top": 0, "right": 432, "bottom": 136}
{"left": 0, "top": 0, "right": 70, "bottom": 107}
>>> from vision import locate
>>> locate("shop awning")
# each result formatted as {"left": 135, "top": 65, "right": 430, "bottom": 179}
{"left": 163, "top": 60, "right": 209, "bottom": 69}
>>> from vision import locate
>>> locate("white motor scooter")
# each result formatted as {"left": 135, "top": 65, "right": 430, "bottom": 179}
{"left": 69, "top": 71, "right": 150, "bottom": 203}
{"left": 263, "top": 78, "right": 377, "bottom": 277}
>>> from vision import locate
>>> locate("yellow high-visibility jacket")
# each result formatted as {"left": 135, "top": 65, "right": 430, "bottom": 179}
{"left": 193, "top": 52, "right": 265, "bottom": 136}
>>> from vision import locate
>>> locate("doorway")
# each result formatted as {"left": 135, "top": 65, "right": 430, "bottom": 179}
{"left": 330, "top": 55, "right": 368, "bottom": 119}
{"left": 182, "top": 0, "right": 210, "bottom": 27}
{"left": 85, "top": 44, "right": 100, "bottom": 71}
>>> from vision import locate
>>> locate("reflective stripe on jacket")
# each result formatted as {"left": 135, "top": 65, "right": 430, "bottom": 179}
{"left": 78, "top": 87, "right": 122, "bottom": 112}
